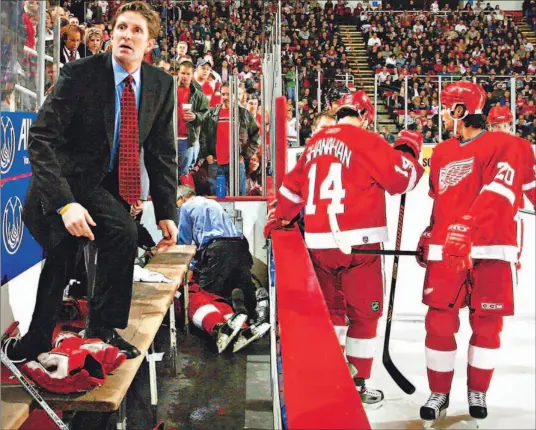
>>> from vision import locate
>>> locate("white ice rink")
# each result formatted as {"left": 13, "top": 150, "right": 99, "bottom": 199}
{"left": 367, "top": 178, "right": 536, "bottom": 429}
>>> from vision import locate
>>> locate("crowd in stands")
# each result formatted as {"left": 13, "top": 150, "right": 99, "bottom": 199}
{"left": 363, "top": 0, "right": 536, "bottom": 144}
{"left": 2, "top": 0, "right": 534, "bottom": 176}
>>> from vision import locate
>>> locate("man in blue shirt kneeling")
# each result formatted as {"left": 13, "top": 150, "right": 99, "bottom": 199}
{"left": 176, "top": 185, "right": 262, "bottom": 319}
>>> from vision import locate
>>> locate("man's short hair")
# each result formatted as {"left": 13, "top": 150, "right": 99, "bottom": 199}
{"left": 177, "top": 55, "right": 192, "bottom": 65}
{"left": 1, "top": 87, "right": 14, "bottom": 102}
{"left": 313, "top": 112, "right": 336, "bottom": 128}
{"left": 177, "top": 185, "right": 195, "bottom": 200}
{"left": 111, "top": 1, "right": 160, "bottom": 40}
{"left": 179, "top": 61, "right": 194, "bottom": 71}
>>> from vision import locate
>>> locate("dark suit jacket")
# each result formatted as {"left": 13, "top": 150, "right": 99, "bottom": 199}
{"left": 24, "top": 53, "right": 178, "bottom": 250}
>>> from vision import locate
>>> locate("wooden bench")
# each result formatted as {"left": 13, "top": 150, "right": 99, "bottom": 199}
{"left": 1, "top": 245, "right": 195, "bottom": 429}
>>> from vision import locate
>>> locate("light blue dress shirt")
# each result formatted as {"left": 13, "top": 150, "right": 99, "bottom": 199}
{"left": 178, "top": 197, "right": 242, "bottom": 249}
{"left": 109, "top": 57, "right": 142, "bottom": 171}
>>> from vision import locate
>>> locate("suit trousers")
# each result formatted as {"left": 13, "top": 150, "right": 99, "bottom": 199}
{"left": 16, "top": 180, "right": 138, "bottom": 359}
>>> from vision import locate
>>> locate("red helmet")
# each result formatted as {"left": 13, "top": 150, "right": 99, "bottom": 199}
{"left": 440, "top": 81, "right": 486, "bottom": 115}
{"left": 337, "top": 90, "right": 375, "bottom": 124}
{"left": 487, "top": 106, "right": 513, "bottom": 125}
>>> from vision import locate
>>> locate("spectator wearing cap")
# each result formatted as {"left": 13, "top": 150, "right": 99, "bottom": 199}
{"left": 199, "top": 82, "right": 259, "bottom": 196}
{"left": 194, "top": 57, "right": 216, "bottom": 104}
{"left": 176, "top": 60, "right": 209, "bottom": 177}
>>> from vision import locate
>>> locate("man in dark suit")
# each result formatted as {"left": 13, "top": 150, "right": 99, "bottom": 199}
{"left": 5, "top": 1, "right": 178, "bottom": 360}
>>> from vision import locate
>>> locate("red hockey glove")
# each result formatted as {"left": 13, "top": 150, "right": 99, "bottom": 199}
{"left": 54, "top": 332, "right": 126, "bottom": 375}
{"left": 394, "top": 130, "right": 423, "bottom": 160}
{"left": 416, "top": 226, "right": 432, "bottom": 268}
{"left": 443, "top": 215, "right": 475, "bottom": 272}
{"left": 22, "top": 347, "right": 105, "bottom": 394}
{"left": 263, "top": 212, "right": 290, "bottom": 239}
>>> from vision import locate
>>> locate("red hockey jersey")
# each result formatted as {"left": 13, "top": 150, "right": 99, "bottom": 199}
{"left": 427, "top": 131, "right": 536, "bottom": 263}
{"left": 275, "top": 124, "right": 424, "bottom": 250}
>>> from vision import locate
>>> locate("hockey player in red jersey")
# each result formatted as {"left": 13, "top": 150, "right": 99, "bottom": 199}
{"left": 487, "top": 106, "right": 514, "bottom": 134}
{"left": 265, "top": 90, "right": 424, "bottom": 406}
{"left": 188, "top": 282, "right": 270, "bottom": 353}
{"left": 417, "top": 81, "right": 536, "bottom": 425}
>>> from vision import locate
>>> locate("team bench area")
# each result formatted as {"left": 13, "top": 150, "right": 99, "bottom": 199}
{"left": 1, "top": 245, "right": 196, "bottom": 430}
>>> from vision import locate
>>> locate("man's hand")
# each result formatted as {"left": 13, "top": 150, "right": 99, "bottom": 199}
{"left": 156, "top": 220, "right": 178, "bottom": 251}
{"left": 183, "top": 110, "right": 196, "bottom": 123}
{"left": 206, "top": 155, "right": 215, "bottom": 164}
{"left": 130, "top": 199, "right": 144, "bottom": 217}
{"left": 62, "top": 203, "right": 97, "bottom": 241}
{"left": 444, "top": 215, "right": 474, "bottom": 272}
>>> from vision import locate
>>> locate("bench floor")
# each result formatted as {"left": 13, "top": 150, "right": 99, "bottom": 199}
{"left": 125, "top": 322, "right": 273, "bottom": 429}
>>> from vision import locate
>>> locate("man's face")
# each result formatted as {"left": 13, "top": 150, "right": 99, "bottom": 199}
{"left": 197, "top": 64, "right": 211, "bottom": 80}
{"left": 177, "top": 42, "right": 188, "bottom": 56}
{"left": 246, "top": 98, "right": 259, "bottom": 114}
{"left": 112, "top": 11, "right": 155, "bottom": 72}
{"left": 46, "top": 64, "right": 58, "bottom": 83}
{"left": 312, "top": 116, "right": 336, "bottom": 135}
{"left": 178, "top": 65, "right": 193, "bottom": 88}
{"left": 65, "top": 30, "right": 81, "bottom": 51}
{"left": 221, "top": 87, "right": 230, "bottom": 108}
{"left": 69, "top": 16, "right": 79, "bottom": 26}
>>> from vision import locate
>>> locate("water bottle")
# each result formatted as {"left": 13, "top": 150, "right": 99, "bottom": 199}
{"left": 216, "top": 174, "right": 226, "bottom": 198}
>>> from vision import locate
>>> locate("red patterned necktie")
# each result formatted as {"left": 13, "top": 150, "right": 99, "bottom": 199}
{"left": 118, "top": 75, "right": 141, "bottom": 205}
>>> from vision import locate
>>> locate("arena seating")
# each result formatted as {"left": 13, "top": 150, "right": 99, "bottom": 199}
{"left": 362, "top": 6, "right": 536, "bottom": 143}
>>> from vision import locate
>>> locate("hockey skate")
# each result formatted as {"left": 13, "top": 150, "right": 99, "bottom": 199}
{"left": 420, "top": 392, "right": 449, "bottom": 428}
{"left": 355, "top": 378, "right": 384, "bottom": 409}
{"left": 468, "top": 389, "right": 487, "bottom": 423}
{"left": 231, "top": 288, "right": 249, "bottom": 316}
{"left": 213, "top": 313, "right": 248, "bottom": 354}
{"left": 255, "top": 287, "right": 269, "bottom": 324}
{"left": 233, "top": 322, "right": 271, "bottom": 353}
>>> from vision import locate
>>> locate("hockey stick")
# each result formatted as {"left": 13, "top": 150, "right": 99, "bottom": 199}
{"left": 352, "top": 249, "right": 419, "bottom": 256}
{"left": 382, "top": 193, "right": 416, "bottom": 395}
{"left": 0, "top": 350, "right": 69, "bottom": 430}
{"left": 520, "top": 208, "right": 536, "bottom": 216}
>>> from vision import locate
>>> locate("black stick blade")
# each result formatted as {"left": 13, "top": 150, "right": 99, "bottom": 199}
{"left": 383, "top": 356, "right": 416, "bottom": 394}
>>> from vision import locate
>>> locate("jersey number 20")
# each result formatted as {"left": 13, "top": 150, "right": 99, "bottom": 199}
{"left": 305, "top": 163, "right": 346, "bottom": 215}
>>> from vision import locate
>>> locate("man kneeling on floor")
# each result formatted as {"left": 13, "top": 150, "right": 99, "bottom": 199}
{"left": 175, "top": 185, "right": 270, "bottom": 352}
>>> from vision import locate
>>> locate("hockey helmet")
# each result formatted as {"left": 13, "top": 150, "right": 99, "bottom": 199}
{"left": 326, "top": 84, "right": 351, "bottom": 103}
{"left": 440, "top": 81, "right": 486, "bottom": 116}
{"left": 487, "top": 106, "right": 513, "bottom": 125}
{"left": 336, "top": 90, "right": 375, "bottom": 124}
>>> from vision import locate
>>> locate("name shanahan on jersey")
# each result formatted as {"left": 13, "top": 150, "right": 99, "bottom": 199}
{"left": 275, "top": 124, "right": 424, "bottom": 250}
{"left": 427, "top": 131, "right": 536, "bottom": 263}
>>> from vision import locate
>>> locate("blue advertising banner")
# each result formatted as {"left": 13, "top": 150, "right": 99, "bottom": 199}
{"left": 1, "top": 112, "right": 43, "bottom": 285}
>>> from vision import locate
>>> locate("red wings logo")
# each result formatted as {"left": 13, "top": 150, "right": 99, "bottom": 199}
{"left": 439, "top": 157, "right": 474, "bottom": 194}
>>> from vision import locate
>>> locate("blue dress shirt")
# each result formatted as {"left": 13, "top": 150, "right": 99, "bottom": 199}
{"left": 178, "top": 197, "right": 242, "bottom": 249}
{"left": 109, "top": 57, "right": 142, "bottom": 171}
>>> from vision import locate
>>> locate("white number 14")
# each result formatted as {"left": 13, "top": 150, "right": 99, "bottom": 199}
{"left": 305, "top": 163, "right": 346, "bottom": 215}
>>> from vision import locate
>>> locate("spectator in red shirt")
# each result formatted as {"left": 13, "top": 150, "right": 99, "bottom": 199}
{"left": 176, "top": 61, "right": 210, "bottom": 177}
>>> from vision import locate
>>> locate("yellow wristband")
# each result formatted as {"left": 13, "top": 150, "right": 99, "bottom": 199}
{"left": 59, "top": 203, "right": 73, "bottom": 215}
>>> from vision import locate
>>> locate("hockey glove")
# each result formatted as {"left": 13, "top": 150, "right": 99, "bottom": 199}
{"left": 263, "top": 212, "right": 290, "bottom": 239}
{"left": 443, "top": 215, "right": 474, "bottom": 272}
{"left": 416, "top": 226, "right": 432, "bottom": 268}
{"left": 54, "top": 332, "right": 126, "bottom": 375}
{"left": 394, "top": 130, "right": 423, "bottom": 160}
{"left": 22, "top": 347, "right": 105, "bottom": 394}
